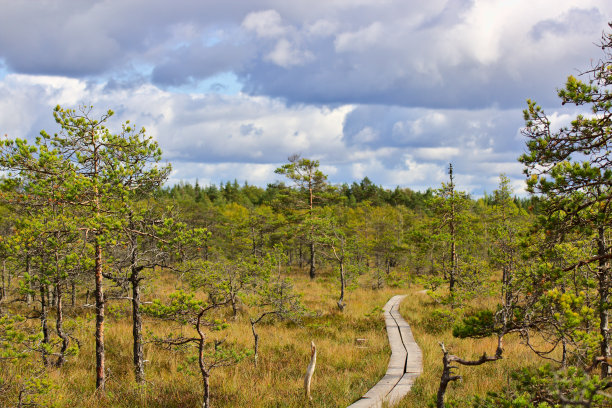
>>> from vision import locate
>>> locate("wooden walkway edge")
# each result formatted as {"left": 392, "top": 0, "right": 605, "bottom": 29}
{"left": 347, "top": 295, "right": 423, "bottom": 408}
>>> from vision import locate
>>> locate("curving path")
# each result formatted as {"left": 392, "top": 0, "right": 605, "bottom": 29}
{"left": 347, "top": 295, "right": 423, "bottom": 408}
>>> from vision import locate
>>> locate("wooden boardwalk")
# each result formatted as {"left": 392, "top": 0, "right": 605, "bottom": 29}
{"left": 347, "top": 295, "right": 423, "bottom": 408}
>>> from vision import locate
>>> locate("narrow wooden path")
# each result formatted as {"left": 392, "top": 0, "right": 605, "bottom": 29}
{"left": 347, "top": 295, "right": 423, "bottom": 408}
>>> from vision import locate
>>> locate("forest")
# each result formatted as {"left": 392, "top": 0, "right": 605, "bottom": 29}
{"left": 0, "top": 23, "right": 610, "bottom": 408}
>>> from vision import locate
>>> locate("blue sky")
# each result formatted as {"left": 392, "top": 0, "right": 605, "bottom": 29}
{"left": 0, "top": 1, "right": 610, "bottom": 195}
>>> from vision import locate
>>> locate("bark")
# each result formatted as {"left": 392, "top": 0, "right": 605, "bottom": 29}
{"left": 304, "top": 341, "right": 317, "bottom": 400}
{"left": 436, "top": 347, "right": 459, "bottom": 408}
{"left": 131, "top": 266, "right": 145, "bottom": 384}
{"left": 55, "top": 281, "right": 69, "bottom": 367}
{"left": 448, "top": 164, "right": 457, "bottom": 300}
{"left": 25, "top": 255, "right": 32, "bottom": 305}
{"left": 197, "top": 310, "right": 211, "bottom": 408}
{"left": 40, "top": 283, "right": 49, "bottom": 367}
{"left": 436, "top": 342, "right": 502, "bottom": 408}
{"left": 95, "top": 240, "right": 105, "bottom": 391}
{"left": 92, "top": 131, "right": 106, "bottom": 393}
{"left": 337, "top": 261, "right": 346, "bottom": 311}
{"left": 449, "top": 214, "right": 456, "bottom": 297}
{"left": 309, "top": 241, "right": 315, "bottom": 280}
{"left": 598, "top": 226, "right": 610, "bottom": 377}
{"left": 50, "top": 284, "right": 57, "bottom": 308}
{"left": 299, "top": 243, "right": 303, "bottom": 269}
{"left": 250, "top": 319, "right": 260, "bottom": 367}
{"left": 202, "top": 371, "right": 210, "bottom": 408}
{"left": 230, "top": 292, "right": 238, "bottom": 319}
{"left": 71, "top": 280, "right": 76, "bottom": 307}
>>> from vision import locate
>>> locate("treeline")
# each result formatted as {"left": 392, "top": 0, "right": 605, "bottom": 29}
{"left": 161, "top": 176, "right": 540, "bottom": 212}
{"left": 162, "top": 176, "right": 435, "bottom": 209}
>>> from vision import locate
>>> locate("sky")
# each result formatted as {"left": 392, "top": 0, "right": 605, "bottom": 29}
{"left": 0, "top": 1, "right": 610, "bottom": 196}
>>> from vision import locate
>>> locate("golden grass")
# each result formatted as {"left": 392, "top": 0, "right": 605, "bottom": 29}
{"left": 1, "top": 270, "right": 549, "bottom": 407}
{"left": 395, "top": 290, "right": 545, "bottom": 407}
{"left": 2, "top": 269, "right": 406, "bottom": 407}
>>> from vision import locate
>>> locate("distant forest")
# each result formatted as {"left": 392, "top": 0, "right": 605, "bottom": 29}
{"left": 162, "top": 176, "right": 540, "bottom": 211}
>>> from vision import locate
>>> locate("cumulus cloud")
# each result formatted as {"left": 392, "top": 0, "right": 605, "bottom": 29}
{"left": 1, "top": 1, "right": 610, "bottom": 109}
{"left": 0, "top": 0, "right": 610, "bottom": 196}
{"left": 265, "top": 39, "right": 314, "bottom": 67}
{"left": 242, "top": 10, "right": 288, "bottom": 38}
{"left": 0, "top": 73, "right": 537, "bottom": 194}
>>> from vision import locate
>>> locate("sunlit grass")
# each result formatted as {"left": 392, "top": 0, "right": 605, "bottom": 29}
{"left": 396, "top": 289, "right": 547, "bottom": 407}
{"left": 2, "top": 268, "right": 406, "bottom": 407}
{"left": 1, "top": 268, "right": 551, "bottom": 407}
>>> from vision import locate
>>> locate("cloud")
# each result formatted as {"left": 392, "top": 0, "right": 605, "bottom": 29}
{"left": 265, "top": 39, "right": 314, "bottom": 68}
{"left": 1, "top": 1, "right": 610, "bottom": 109}
{"left": 0, "top": 1, "right": 610, "bottom": 197}
{"left": 530, "top": 8, "right": 603, "bottom": 40}
{"left": 413, "top": 147, "right": 460, "bottom": 161}
{"left": 242, "top": 10, "right": 288, "bottom": 38}
{"left": 334, "top": 22, "right": 384, "bottom": 52}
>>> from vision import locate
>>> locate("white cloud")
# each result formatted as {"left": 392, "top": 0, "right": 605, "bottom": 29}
{"left": 242, "top": 10, "right": 287, "bottom": 38}
{"left": 0, "top": 73, "right": 351, "bottom": 176}
{"left": 305, "top": 19, "right": 338, "bottom": 37}
{"left": 266, "top": 38, "right": 314, "bottom": 67}
{"left": 334, "top": 22, "right": 384, "bottom": 52}
{"left": 414, "top": 147, "right": 460, "bottom": 161}
{"left": 168, "top": 162, "right": 279, "bottom": 186}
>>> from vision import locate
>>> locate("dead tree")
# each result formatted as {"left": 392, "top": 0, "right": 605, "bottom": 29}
{"left": 436, "top": 342, "right": 502, "bottom": 408}
{"left": 304, "top": 341, "right": 317, "bottom": 400}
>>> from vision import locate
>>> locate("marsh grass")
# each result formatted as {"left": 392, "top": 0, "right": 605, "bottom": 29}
{"left": 396, "top": 289, "right": 547, "bottom": 407}
{"left": 1, "top": 269, "right": 549, "bottom": 407}
{"left": 2, "top": 268, "right": 404, "bottom": 407}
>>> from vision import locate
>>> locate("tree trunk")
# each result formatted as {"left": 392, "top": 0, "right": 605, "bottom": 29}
{"left": 230, "top": 292, "right": 238, "bottom": 319}
{"left": 71, "top": 280, "right": 76, "bottom": 307}
{"left": 337, "top": 261, "right": 346, "bottom": 311}
{"left": 95, "top": 241, "right": 105, "bottom": 391}
{"left": 25, "top": 255, "right": 32, "bottom": 305}
{"left": 131, "top": 268, "right": 145, "bottom": 384}
{"left": 299, "top": 243, "right": 303, "bottom": 269}
{"left": 250, "top": 320, "right": 259, "bottom": 367}
{"left": 304, "top": 341, "right": 317, "bottom": 400}
{"left": 55, "top": 281, "right": 69, "bottom": 367}
{"left": 449, "top": 226, "right": 456, "bottom": 297}
{"left": 51, "top": 284, "right": 57, "bottom": 308}
{"left": 202, "top": 372, "right": 210, "bottom": 408}
{"left": 598, "top": 226, "right": 610, "bottom": 377}
{"left": 436, "top": 349, "right": 457, "bottom": 408}
{"left": 309, "top": 241, "right": 315, "bottom": 280}
{"left": 448, "top": 163, "right": 457, "bottom": 301}
{"left": 40, "top": 283, "right": 49, "bottom": 367}
{"left": 198, "top": 334, "right": 211, "bottom": 408}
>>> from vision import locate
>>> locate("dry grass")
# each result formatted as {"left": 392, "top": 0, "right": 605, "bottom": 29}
{"left": 1, "top": 270, "right": 548, "bottom": 407}
{"left": 2, "top": 268, "right": 407, "bottom": 407}
{"left": 395, "top": 290, "right": 545, "bottom": 407}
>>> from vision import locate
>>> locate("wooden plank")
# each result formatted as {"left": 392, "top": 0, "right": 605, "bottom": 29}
{"left": 347, "top": 294, "right": 423, "bottom": 408}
